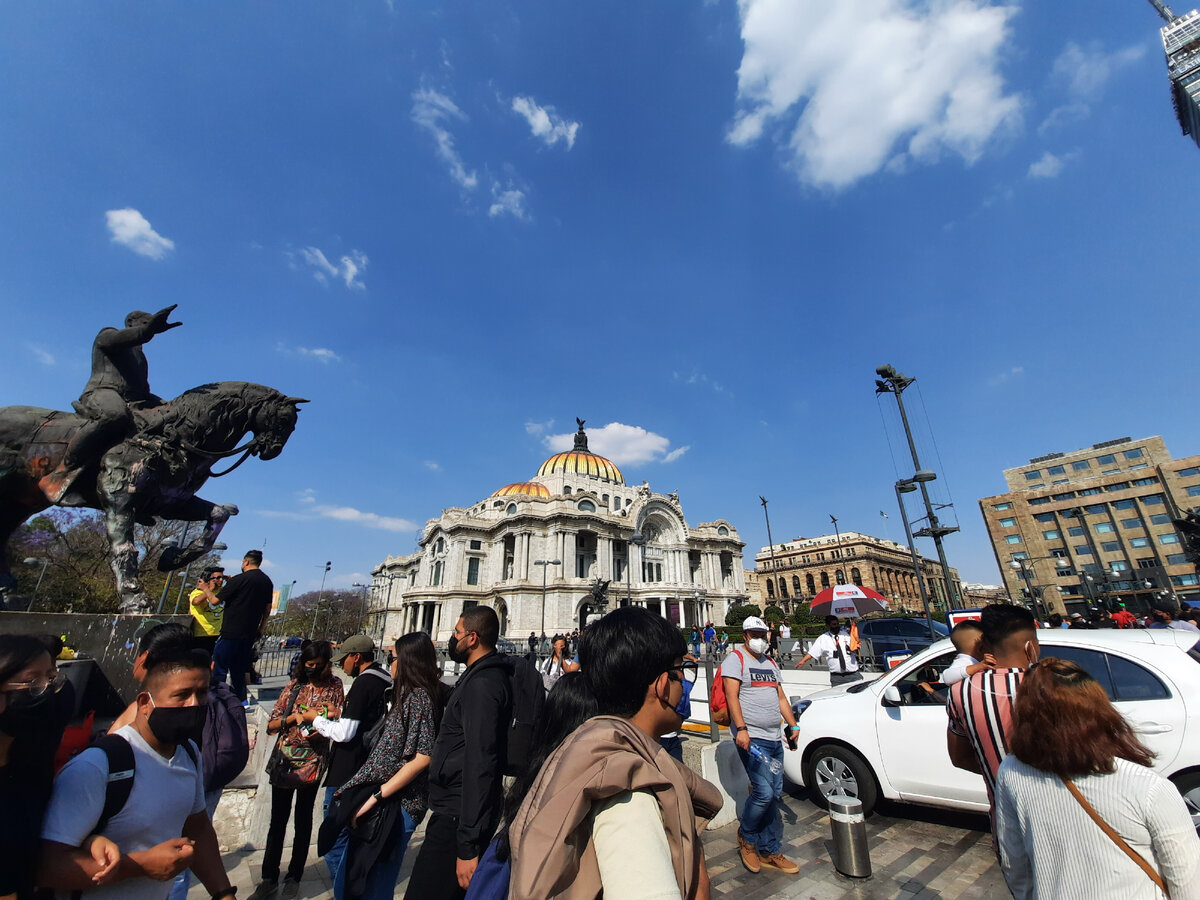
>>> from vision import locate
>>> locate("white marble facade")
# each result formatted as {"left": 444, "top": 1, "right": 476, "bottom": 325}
{"left": 367, "top": 424, "right": 746, "bottom": 643}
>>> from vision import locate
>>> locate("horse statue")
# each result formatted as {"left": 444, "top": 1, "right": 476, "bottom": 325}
{"left": 0, "top": 381, "right": 305, "bottom": 612}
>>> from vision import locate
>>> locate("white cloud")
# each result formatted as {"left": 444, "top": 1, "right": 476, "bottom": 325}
{"left": 411, "top": 88, "right": 479, "bottom": 190}
{"left": 525, "top": 419, "right": 555, "bottom": 436}
{"left": 543, "top": 422, "right": 688, "bottom": 466}
{"left": 105, "top": 208, "right": 175, "bottom": 260}
{"left": 488, "top": 184, "right": 528, "bottom": 220}
{"left": 1039, "top": 42, "right": 1144, "bottom": 134}
{"left": 277, "top": 342, "right": 342, "bottom": 363}
{"left": 987, "top": 365, "right": 1024, "bottom": 386}
{"left": 727, "top": 0, "right": 1021, "bottom": 190}
{"left": 1027, "top": 151, "right": 1066, "bottom": 179}
{"left": 27, "top": 344, "right": 55, "bottom": 366}
{"left": 315, "top": 505, "right": 417, "bottom": 532}
{"left": 424, "top": 460, "right": 442, "bottom": 472}
{"left": 296, "top": 488, "right": 317, "bottom": 504}
{"left": 673, "top": 370, "right": 731, "bottom": 397}
{"left": 511, "top": 96, "right": 580, "bottom": 149}
{"left": 300, "top": 246, "right": 368, "bottom": 290}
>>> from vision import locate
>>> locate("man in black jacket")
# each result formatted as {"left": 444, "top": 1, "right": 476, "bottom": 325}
{"left": 404, "top": 606, "right": 511, "bottom": 900}
{"left": 212, "top": 550, "right": 273, "bottom": 701}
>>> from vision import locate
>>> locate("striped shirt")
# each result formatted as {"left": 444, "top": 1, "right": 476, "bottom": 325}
{"left": 945, "top": 667, "right": 1025, "bottom": 804}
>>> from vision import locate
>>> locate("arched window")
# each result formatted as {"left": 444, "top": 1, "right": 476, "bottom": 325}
{"left": 717, "top": 525, "right": 729, "bottom": 536}
{"left": 851, "top": 567, "right": 862, "bottom": 585}
{"left": 766, "top": 579, "right": 775, "bottom": 599}
{"left": 602, "top": 494, "right": 609, "bottom": 505}
{"left": 578, "top": 499, "right": 596, "bottom": 512}
{"left": 779, "top": 577, "right": 788, "bottom": 598}
{"left": 435, "top": 538, "right": 444, "bottom": 555}
{"left": 806, "top": 573, "right": 816, "bottom": 594}
{"left": 835, "top": 569, "right": 846, "bottom": 584}
{"left": 820, "top": 571, "right": 830, "bottom": 589}
{"left": 505, "top": 503, "right": 518, "bottom": 516}
{"left": 792, "top": 575, "right": 802, "bottom": 595}
{"left": 431, "top": 561, "right": 443, "bottom": 586}
{"left": 563, "top": 486, "right": 572, "bottom": 495}
{"left": 614, "top": 496, "right": 622, "bottom": 510}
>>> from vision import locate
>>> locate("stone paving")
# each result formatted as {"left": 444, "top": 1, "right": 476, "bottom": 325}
{"left": 193, "top": 780, "right": 1005, "bottom": 899}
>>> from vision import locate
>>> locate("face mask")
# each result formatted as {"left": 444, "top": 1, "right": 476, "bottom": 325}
{"left": 0, "top": 679, "right": 73, "bottom": 736}
{"left": 297, "top": 666, "right": 313, "bottom": 684}
{"left": 147, "top": 696, "right": 206, "bottom": 747}
{"left": 673, "top": 677, "right": 693, "bottom": 720}
{"left": 747, "top": 637, "right": 769, "bottom": 656}
{"left": 448, "top": 636, "right": 469, "bottom": 664}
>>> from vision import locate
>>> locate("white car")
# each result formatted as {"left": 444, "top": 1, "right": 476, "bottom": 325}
{"left": 783, "top": 628, "right": 1200, "bottom": 830}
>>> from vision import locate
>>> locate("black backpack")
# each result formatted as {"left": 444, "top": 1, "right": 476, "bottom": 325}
{"left": 92, "top": 734, "right": 200, "bottom": 833}
{"left": 503, "top": 655, "right": 545, "bottom": 777}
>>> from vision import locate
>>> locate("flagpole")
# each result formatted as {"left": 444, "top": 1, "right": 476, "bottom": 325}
{"left": 880, "top": 510, "right": 891, "bottom": 543}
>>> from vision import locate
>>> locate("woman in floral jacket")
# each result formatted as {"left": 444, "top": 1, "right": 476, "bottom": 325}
{"left": 330, "top": 632, "right": 444, "bottom": 900}
{"left": 248, "top": 641, "right": 344, "bottom": 900}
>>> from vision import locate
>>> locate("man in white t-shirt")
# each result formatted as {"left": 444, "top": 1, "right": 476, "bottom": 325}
{"left": 778, "top": 623, "right": 793, "bottom": 660}
{"left": 39, "top": 651, "right": 234, "bottom": 900}
{"left": 721, "top": 616, "right": 801, "bottom": 876}
{"left": 794, "top": 615, "right": 862, "bottom": 685}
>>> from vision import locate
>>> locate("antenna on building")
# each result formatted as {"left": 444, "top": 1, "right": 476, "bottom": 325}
{"left": 1148, "top": 0, "right": 1176, "bottom": 23}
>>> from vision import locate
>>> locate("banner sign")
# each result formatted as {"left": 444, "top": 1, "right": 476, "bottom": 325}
{"left": 947, "top": 608, "right": 983, "bottom": 629}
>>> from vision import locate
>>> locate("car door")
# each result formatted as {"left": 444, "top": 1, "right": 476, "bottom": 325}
{"left": 1039, "top": 641, "right": 1186, "bottom": 771}
{"left": 874, "top": 650, "right": 988, "bottom": 808}
{"left": 892, "top": 618, "right": 935, "bottom": 652}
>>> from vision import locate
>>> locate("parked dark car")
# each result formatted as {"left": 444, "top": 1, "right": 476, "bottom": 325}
{"left": 855, "top": 617, "right": 948, "bottom": 665}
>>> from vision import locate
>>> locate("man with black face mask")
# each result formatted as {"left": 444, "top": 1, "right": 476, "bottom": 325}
{"left": 405, "top": 606, "right": 511, "bottom": 900}
{"left": 39, "top": 650, "right": 236, "bottom": 900}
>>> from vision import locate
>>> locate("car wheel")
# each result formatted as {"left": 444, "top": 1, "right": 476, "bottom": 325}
{"left": 803, "top": 743, "right": 878, "bottom": 816}
{"left": 1171, "top": 771, "right": 1200, "bottom": 834}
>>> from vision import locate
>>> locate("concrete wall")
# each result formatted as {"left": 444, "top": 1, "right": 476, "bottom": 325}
{"left": 0, "top": 611, "right": 193, "bottom": 706}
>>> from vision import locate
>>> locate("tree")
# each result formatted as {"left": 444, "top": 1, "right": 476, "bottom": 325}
{"left": 725, "top": 603, "right": 762, "bottom": 627}
{"left": 6, "top": 509, "right": 222, "bottom": 614}
{"left": 272, "top": 588, "right": 371, "bottom": 642}
{"left": 762, "top": 604, "right": 784, "bottom": 625}
{"left": 790, "top": 603, "right": 822, "bottom": 628}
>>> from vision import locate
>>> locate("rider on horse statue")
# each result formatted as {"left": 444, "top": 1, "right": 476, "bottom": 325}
{"left": 42, "top": 305, "right": 181, "bottom": 502}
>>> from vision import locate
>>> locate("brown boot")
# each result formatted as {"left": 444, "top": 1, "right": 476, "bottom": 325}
{"left": 757, "top": 851, "right": 800, "bottom": 874}
{"left": 737, "top": 830, "right": 761, "bottom": 873}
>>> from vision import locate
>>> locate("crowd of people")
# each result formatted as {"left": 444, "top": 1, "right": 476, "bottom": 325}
{"left": 5, "top": 558, "right": 1200, "bottom": 899}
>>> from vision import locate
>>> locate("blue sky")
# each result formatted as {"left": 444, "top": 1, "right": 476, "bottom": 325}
{"left": 2, "top": 0, "right": 1198, "bottom": 596}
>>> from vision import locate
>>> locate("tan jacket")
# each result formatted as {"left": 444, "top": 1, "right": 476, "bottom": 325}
{"left": 508, "top": 715, "right": 723, "bottom": 900}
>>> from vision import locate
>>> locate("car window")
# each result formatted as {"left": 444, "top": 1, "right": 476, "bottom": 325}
{"left": 894, "top": 620, "right": 934, "bottom": 637}
{"left": 1040, "top": 646, "right": 1116, "bottom": 699}
{"left": 892, "top": 651, "right": 957, "bottom": 706}
{"left": 865, "top": 621, "right": 899, "bottom": 636}
{"left": 1106, "top": 654, "right": 1169, "bottom": 702}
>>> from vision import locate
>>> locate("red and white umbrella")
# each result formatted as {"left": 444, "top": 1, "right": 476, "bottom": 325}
{"left": 809, "top": 583, "right": 890, "bottom": 618}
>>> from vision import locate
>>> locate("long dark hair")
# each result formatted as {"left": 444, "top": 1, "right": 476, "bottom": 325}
{"left": 292, "top": 640, "right": 333, "bottom": 681}
{"left": 0, "top": 635, "right": 51, "bottom": 687}
{"left": 1010, "top": 658, "right": 1154, "bottom": 778}
{"left": 392, "top": 632, "right": 444, "bottom": 730}
{"left": 494, "top": 671, "right": 598, "bottom": 861}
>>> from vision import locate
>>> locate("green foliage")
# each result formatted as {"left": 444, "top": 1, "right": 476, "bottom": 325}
{"left": 725, "top": 603, "right": 762, "bottom": 627}
{"left": 790, "top": 604, "right": 822, "bottom": 628}
{"left": 267, "top": 588, "right": 371, "bottom": 642}
{"left": 8, "top": 510, "right": 221, "bottom": 613}
{"left": 761, "top": 604, "right": 784, "bottom": 624}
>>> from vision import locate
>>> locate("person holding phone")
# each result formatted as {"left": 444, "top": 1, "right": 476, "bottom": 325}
{"left": 187, "top": 568, "right": 225, "bottom": 658}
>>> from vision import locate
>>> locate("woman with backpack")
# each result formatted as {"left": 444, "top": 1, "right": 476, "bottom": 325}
{"left": 324, "top": 632, "right": 444, "bottom": 900}
{"left": 249, "top": 640, "right": 343, "bottom": 900}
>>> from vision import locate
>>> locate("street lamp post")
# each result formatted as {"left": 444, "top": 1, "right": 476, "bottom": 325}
{"left": 22, "top": 557, "right": 50, "bottom": 612}
{"left": 309, "top": 561, "right": 332, "bottom": 641}
{"left": 351, "top": 582, "right": 370, "bottom": 634}
{"left": 830, "top": 514, "right": 846, "bottom": 584}
{"left": 894, "top": 480, "right": 936, "bottom": 639}
{"left": 626, "top": 533, "right": 646, "bottom": 604}
{"left": 760, "top": 496, "right": 783, "bottom": 610}
{"left": 534, "top": 559, "right": 561, "bottom": 641}
{"left": 876, "top": 365, "right": 960, "bottom": 609}
{"left": 1009, "top": 556, "right": 1070, "bottom": 620}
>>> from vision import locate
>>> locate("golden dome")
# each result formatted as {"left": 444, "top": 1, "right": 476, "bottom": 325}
{"left": 536, "top": 418, "right": 624, "bottom": 484}
{"left": 492, "top": 482, "right": 551, "bottom": 499}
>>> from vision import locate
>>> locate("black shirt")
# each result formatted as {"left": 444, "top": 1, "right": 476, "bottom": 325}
{"left": 325, "top": 664, "right": 392, "bottom": 788}
{"left": 218, "top": 567, "right": 274, "bottom": 639}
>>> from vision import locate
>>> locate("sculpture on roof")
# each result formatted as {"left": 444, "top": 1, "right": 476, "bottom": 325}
{"left": 0, "top": 307, "right": 306, "bottom": 612}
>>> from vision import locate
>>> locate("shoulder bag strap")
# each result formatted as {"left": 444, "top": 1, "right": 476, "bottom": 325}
{"left": 1061, "top": 777, "right": 1168, "bottom": 896}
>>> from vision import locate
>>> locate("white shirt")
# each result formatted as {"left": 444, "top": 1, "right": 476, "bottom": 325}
{"left": 42, "top": 725, "right": 205, "bottom": 900}
{"left": 806, "top": 630, "right": 858, "bottom": 674}
{"left": 996, "top": 756, "right": 1200, "bottom": 900}
{"left": 941, "top": 652, "right": 977, "bottom": 686}
{"left": 779, "top": 625, "right": 792, "bottom": 639}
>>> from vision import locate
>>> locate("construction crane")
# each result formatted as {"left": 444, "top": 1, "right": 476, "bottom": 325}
{"left": 1147, "top": 0, "right": 1200, "bottom": 148}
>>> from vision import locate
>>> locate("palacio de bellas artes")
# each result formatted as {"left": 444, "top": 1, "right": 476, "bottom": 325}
{"left": 366, "top": 418, "right": 747, "bottom": 642}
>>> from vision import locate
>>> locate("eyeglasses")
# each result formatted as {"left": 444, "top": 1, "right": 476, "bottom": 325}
{"left": 666, "top": 662, "right": 698, "bottom": 684}
{"left": 3, "top": 672, "right": 67, "bottom": 698}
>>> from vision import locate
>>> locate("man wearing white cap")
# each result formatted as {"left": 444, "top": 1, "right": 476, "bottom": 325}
{"left": 720, "top": 616, "right": 801, "bottom": 876}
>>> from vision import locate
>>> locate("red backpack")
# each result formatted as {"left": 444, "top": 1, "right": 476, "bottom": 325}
{"left": 708, "top": 649, "right": 744, "bottom": 727}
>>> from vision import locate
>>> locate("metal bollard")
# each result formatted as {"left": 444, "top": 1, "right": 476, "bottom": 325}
{"left": 828, "top": 795, "right": 871, "bottom": 878}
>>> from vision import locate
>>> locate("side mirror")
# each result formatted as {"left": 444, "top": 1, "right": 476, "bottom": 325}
{"left": 882, "top": 685, "right": 903, "bottom": 708}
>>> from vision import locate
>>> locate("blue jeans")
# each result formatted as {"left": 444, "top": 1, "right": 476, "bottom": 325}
{"left": 212, "top": 636, "right": 254, "bottom": 701}
{"left": 333, "top": 806, "right": 416, "bottom": 900}
{"left": 324, "top": 785, "right": 350, "bottom": 886}
{"left": 735, "top": 736, "right": 784, "bottom": 856}
{"left": 167, "top": 789, "right": 222, "bottom": 900}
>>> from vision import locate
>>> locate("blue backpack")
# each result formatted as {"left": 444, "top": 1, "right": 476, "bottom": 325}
{"left": 463, "top": 839, "right": 510, "bottom": 900}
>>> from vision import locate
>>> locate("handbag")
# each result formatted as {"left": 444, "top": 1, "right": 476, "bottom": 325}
{"left": 1061, "top": 777, "right": 1168, "bottom": 896}
{"left": 266, "top": 684, "right": 329, "bottom": 790}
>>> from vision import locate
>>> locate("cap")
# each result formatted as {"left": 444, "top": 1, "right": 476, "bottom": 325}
{"left": 332, "top": 634, "right": 376, "bottom": 662}
{"left": 1069, "top": 613, "right": 1083, "bottom": 620}
{"left": 742, "top": 615, "right": 769, "bottom": 633}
